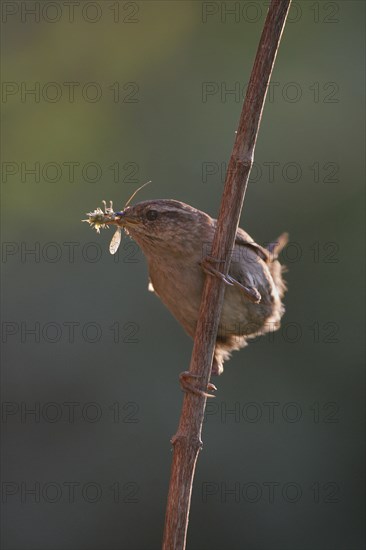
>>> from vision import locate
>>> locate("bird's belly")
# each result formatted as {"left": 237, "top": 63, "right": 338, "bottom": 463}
{"left": 219, "top": 286, "right": 275, "bottom": 337}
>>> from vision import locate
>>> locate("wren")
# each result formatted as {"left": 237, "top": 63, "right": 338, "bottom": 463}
{"left": 112, "top": 199, "right": 288, "bottom": 391}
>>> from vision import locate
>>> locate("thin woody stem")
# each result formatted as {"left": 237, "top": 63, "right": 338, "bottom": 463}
{"left": 162, "top": 2, "right": 292, "bottom": 549}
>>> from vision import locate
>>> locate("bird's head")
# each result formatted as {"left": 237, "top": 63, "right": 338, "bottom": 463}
{"left": 115, "top": 199, "right": 214, "bottom": 257}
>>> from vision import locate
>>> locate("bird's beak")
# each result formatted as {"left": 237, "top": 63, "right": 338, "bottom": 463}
{"left": 114, "top": 210, "right": 139, "bottom": 226}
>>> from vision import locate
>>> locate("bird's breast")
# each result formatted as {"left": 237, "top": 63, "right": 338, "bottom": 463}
{"left": 148, "top": 258, "right": 204, "bottom": 337}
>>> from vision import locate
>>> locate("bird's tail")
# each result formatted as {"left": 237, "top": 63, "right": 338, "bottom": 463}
{"left": 266, "top": 232, "right": 289, "bottom": 259}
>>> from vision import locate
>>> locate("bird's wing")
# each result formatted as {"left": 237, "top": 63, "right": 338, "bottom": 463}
{"left": 236, "top": 228, "right": 288, "bottom": 260}
{"left": 203, "top": 224, "right": 288, "bottom": 304}
{"left": 228, "top": 234, "right": 265, "bottom": 303}
{"left": 230, "top": 227, "right": 286, "bottom": 304}
{"left": 235, "top": 227, "right": 271, "bottom": 262}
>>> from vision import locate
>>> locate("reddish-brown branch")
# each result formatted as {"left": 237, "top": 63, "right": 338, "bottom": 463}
{"left": 162, "top": 2, "right": 292, "bottom": 549}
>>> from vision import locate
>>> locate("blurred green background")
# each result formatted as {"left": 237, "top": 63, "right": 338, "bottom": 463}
{"left": 1, "top": 1, "right": 365, "bottom": 549}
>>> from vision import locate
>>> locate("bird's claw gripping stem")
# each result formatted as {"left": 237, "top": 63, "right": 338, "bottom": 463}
{"left": 200, "top": 256, "right": 261, "bottom": 304}
{"left": 179, "top": 371, "right": 217, "bottom": 399}
{"left": 200, "top": 256, "right": 233, "bottom": 286}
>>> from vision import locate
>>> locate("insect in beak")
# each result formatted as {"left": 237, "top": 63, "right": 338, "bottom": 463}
{"left": 109, "top": 226, "right": 122, "bottom": 255}
{"left": 82, "top": 180, "right": 152, "bottom": 255}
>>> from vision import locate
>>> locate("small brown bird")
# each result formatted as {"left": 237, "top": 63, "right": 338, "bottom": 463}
{"left": 111, "top": 199, "right": 288, "bottom": 394}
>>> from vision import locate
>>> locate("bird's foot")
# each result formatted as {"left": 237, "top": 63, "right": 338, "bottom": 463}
{"left": 179, "top": 371, "right": 217, "bottom": 399}
{"left": 200, "top": 256, "right": 233, "bottom": 286}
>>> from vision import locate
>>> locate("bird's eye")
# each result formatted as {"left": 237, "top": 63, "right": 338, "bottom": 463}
{"left": 146, "top": 210, "right": 158, "bottom": 221}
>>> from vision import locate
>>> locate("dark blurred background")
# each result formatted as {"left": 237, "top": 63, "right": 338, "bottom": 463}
{"left": 1, "top": 1, "right": 365, "bottom": 549}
